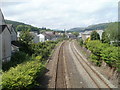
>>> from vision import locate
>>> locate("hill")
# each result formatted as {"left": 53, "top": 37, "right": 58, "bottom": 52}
{"left": 68, "top": 22, "right": 117, "bottom": 32}
{"left": 68, "top": 27, "right": 85, "bottom": 32}
{"left": 5, "top": 20, "right": 52, "bottom": 32}
{"left": 5, "top": 20, "right": 26, "bottom": 29}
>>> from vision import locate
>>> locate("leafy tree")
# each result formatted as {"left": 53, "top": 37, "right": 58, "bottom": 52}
{"left": 105, "top": 22, "right": 119, "bottom": 46}
{"left": 79, "top": 39, "right": 83, "bottom": 46}
{"left": 19, "top": 30, "right": 34, "bottom": 44}
{"left": 101, "top": 31, "right": 110, "bottom": 43}
{"left": 90, "top": 31, "right": 100, "bottom": 40}
{"left": 72, "top": 32, "right": 79, "bottom": 37}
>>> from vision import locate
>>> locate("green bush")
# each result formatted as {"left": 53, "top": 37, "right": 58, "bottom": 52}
{"left": 2, "top": 51, "right": 29, "bottom": 71}
{"left": 2, "top": 58, "right": 45, "bottom": 89}
{"left": 78, "top": 39, "right": 83, "bottom": 46}
{"left": 101, "top": 46, "right": 119, "bottom": 68}
{"left": 86, "top": 40, "right": 120, "bottom": 70}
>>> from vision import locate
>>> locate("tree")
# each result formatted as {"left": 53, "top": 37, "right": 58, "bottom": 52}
{"left": 19, "top": 29, "right": 34, "bottom": 44}
{"left": 90, "top": 31, "right": 100, "bottom": 40}
{"left": 101, "top": 31, "right": 110, "bottom": 43}
{"left": 105, "top": 22, "right": 119, "bottom": 46}
{"left": 72, "top": 32, "right": 79, "bottom": 37}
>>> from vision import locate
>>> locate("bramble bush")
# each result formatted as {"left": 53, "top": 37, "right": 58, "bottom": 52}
{"left": 86, "top": 40, "right": 120, "bottom": 70}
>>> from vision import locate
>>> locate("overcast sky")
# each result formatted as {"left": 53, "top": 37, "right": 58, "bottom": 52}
{"left": 1, "top": 0, "right": 119, "bottom": 30}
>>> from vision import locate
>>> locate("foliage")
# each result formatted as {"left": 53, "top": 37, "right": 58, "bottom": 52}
{"left": 72, "top": 32, "right": 79, "bottom": 37}
{"left": 85, "top": 37, "right": 91, "bottom": 44}
{"left": 86, "top": 40, "right": 120, "bottom": 69}
{"left": 2, "top": 51, "right": 29, "bottom": 71}
{"left": 78, "top": 39, "right": 83, "bottom": 46}
{"left": 100, "top": 46, "right": 119, "bottom": 68}
{"left": 101, "top": 31, "right": 110, "bottom": 43}
{"left": 19, "top": 29, "right": 34, "bottom": 44}
{"left": 2, "top": 58, "right": 45, "bottom": 89}
{"left": 16, "top": 25, "right": 30, "bottom": 31}
{"left": 90, "top": 31, "right": 100, "bottom": 40}
{"left": 31, "top": 41, "right": 58, "bottom": 60}
{"left": 2, "top": 39, "right": 59, "bottom": 89}
{"left": 105, "top": 22, "right": 118, "bottom": 41}
{"left": 104, "top": 22, "right": 120, "bottom": 46}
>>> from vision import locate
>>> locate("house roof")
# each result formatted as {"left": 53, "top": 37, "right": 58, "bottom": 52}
{"left": 0, "top": 9, "right": 6, "bottom": 25}
{"left": 0, "top": 25, "right": 11, "bottom": 34}
{"left": 67, "top": 33, "right": 75, "bottom": 37}
{"left": 37, "top": 34, "right": 45, "bottom": 38}
{"left": 7, "top": 24, "right": 17, "bottom": 34}
{"left": 0, "top": 25, "right": 6, "bottom": 34}
{"left": 82, "top": 31, "right": 92, "bottom": 35}
{"left": 43, "top": 31, "right": 55, "bottom": 37}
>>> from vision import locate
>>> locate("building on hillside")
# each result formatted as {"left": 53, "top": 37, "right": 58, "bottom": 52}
{"left": 81, "top": 31, "right": 92, "bottom": 42}
{"left": 66, "top": 33, "right": 76, "bottom": 39}
{"left": 78, "top": 33, "right": 82, "bottom": 39}
{"left": 96, "top": 30, "right": 104, "bottom": 40}
{"left": 30, "top": 32, "right": 39, "bottom": 43}
{"left": 81, "top": 30, "right": 104, "bottom": 42}
{"left": 43, "top": 31, "right": 55, "bottom": 41}
{"left": 37, "top": 34, "right": 45, "bottom": 42}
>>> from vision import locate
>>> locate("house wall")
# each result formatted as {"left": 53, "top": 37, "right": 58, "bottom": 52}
{"left": 2, "top": 27, "right": 11, "bottom": 62}
{"left": 11, "top": 27, "right": 17, "bottom": 41}
{"left": 38, "top": 34, "right": 45, "bottom": 42}
{"left": 33, "top": 35, "right": 39, "bottom": 43}
{"left": 81, "top": 34, "right": 90, "bottom": 42}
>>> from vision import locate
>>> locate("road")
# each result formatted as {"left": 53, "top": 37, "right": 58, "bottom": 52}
{"left": 41, "top": 40, "right": 116, "bottom": 89}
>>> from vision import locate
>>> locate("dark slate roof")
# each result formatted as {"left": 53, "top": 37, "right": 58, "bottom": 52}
{"left": 0, "top": 25, "right": 11, "bottom": 34}
{"left": 0, "top": 25, "right": 6, "bottom": 34}
{"left": 7, "top": 24, "right": 17, "bottom": 34}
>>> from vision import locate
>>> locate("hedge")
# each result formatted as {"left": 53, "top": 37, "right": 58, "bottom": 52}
{"left": 2, "top": 57, "right": 45, "bottom": 89}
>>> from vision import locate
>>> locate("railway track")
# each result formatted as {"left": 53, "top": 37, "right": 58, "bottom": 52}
{"left": 55, "top": 41, "right": 67, "bottom": 89}
{"left": 70, "top": 40, "right": 114, "bottom": 89}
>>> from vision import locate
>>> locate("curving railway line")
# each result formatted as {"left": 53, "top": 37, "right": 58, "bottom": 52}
{"left": 70, "top": 40, "right": 114, "bottom": 89}
{"left": 44, "top": 40, "right": 116, "bottom": 89}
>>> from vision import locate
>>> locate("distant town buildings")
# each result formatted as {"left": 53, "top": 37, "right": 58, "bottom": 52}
{"left": 81, "top": 30, "right": 104, "bottom": 42}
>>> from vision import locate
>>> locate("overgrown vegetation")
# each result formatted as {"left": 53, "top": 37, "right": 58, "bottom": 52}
{"left": 2, "top": 28, "right": 60, "bottom": 89}
{"left": 86, "top": 40, "right": 120, "bottom": 70}
{"left": 2, "top": 57, "right": 45, "bottom": 89}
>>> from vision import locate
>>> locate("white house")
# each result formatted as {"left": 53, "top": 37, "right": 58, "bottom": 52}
{"left": 81, "top": 30, "right": 104, "bottom": 42}
{"left": 37, "top": 34, "right": 45, "bottom": 42}
{"left": 17, "top": 31, "right": 20, "bottom": 40}
{"left": 81, "top": 31, "right": 92, "bottom": 42}
{"left": 96, "top": 30, "right": 104, "bottom": 40}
